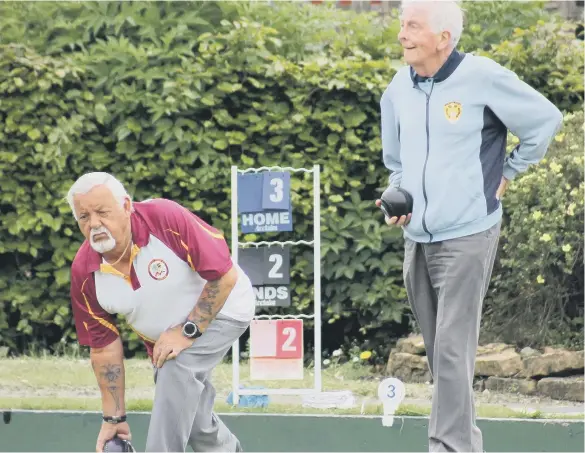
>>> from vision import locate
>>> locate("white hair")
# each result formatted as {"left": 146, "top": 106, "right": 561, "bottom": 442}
{"left": 401, "top": 0, "right": 464, "bottom": 48}
{"left": 66, "top": 172, "right": 132, "bottom": 220}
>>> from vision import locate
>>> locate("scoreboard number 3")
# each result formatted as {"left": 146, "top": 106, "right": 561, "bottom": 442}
{"left": 261, "top": 172, "right": 290, "bottom": 213}
{"left": 269, "top": 177, "right": 284, "bottom": 203}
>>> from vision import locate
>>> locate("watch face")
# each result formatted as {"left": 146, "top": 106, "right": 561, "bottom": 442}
{"left": 183, "top": 322, "right": 197, "bottom": 336}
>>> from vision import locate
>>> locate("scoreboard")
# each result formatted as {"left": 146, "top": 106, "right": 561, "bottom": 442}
{"left": 231, "top": 164, "right": 322, "bottom": 402}
{"left": 237, "top": 171, "right": 292, "bottom": 233}
{"left": 237, "top": 170, "right": 293, "bottom": 307}
{"left": 238, "top": 246, "right": 290, "bottom": 307}
{"left": 249, "top": 319, "right": 304, "bottom": 380}
{"left": 236, "top": 169, "right": 305, "bottom": 380}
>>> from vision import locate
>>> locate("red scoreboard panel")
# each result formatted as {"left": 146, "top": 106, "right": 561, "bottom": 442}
{"left": 250, "top": 319, "right": 304, "bottom": 380}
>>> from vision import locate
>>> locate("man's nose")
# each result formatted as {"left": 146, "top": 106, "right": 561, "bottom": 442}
{"left": 89, "top": 213, "right": 102, "bottom": 230}
{"left": 398, "top": 27, "right": 407, "bottom": 42}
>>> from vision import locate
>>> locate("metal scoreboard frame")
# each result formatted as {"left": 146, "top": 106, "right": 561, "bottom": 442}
{"left": 230, "top": 164, "right": 322, "bottom": 404}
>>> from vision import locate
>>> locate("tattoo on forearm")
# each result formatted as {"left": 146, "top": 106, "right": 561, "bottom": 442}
{"left": 107, "top": 386, "right": 121, "bottom": 411}
{"left": 192, "top": 280, "right": 223, "bottom": 325}
{"left": 93, "top": 363, "right": 123, "bottom": 412}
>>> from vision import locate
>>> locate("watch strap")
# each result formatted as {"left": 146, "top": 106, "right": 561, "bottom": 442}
{"left": 103, "top": 414, "right": 127, "bottom": 424}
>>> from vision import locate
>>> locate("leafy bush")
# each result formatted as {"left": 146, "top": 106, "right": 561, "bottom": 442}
{"left": 482, "top": 111, "right": 584, "bottom": 349}
{"left": 0, "top": 18, "right": 408, "bottom": 358}
{"left": 1, "top": 1, "right": 581, "bottom": 114}
{"left": 223, "top": 0, "right": 402, "bottom": 60}
{"left": 0, "top": 44, "right": 93, "bottom": 352}
{"left": 475, "top": 19, "right": 584, "bottom": 113}
{"left": 0, "top": 1, "right": 583, "bottom": 360}
{"left": 0, "top": 1, "right": 226, "bottom": 55}
{"left": 458, "top": 0, "right": 550, "bottom": 51}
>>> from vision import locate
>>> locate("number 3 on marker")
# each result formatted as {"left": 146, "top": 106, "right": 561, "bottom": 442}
{"left": 269, "top": 177, "right": 283, "bottom": 203}
{"left": 387, "top": 385, "right": 395, "bottom": 399}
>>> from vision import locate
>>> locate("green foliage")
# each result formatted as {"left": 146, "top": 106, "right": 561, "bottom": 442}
{"left": 0, "top": 16, "right": 407, "bottom": 357}
{"left": 224, "top": 0, "right": 402, "bottom": 60}
{"left": 475, "top": 20, "right": 584, "bottom": 113}
{"left": 0, "top": 44, "right": 92, "bottom": 350}
{"left": 482, "top": 111, "right": 584, "bottom": 349}
{"left": 0, "top": 1, "right": 583, "bottom": 359}
{"left": 0, "top": 1, "right": 226, "bottom": 55}
{"left": 458, "top": 0, "right": 550, "bottom": 52}
{"left": 460, "top": 1, "right": 584, "bottom": 113}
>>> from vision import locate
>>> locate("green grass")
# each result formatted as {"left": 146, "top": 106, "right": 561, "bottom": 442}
{"left": 0, "top": 356, "right": 399, "bottom": 398}
{"left": 0, "top": 356, "right": 582, "bottom": 421}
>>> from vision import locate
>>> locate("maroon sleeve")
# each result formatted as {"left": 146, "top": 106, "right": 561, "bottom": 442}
{"left": 70, "top": 257, "right": 119, "bottom": 348}
{"left": 143, "top": 199, "right": 233, "bottom": 280}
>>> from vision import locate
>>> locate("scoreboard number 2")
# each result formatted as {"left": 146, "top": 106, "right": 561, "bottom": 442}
{"left": 281, "top": 326, "right": 297, "bottom": 352}
{"left": 268, "top": 253, "right": 284, "bottom": 279}
{"left": 276, "top": 320, "right": 302, "bottom": 359}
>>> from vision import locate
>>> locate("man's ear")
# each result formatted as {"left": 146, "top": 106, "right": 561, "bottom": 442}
{"left": 123, "top": 198, "right": 132, "bottom": 215}
{"left": 437, "top": 31, "right": 452, "bottom": 51}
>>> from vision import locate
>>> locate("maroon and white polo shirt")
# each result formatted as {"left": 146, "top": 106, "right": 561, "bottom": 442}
{"left": 69, "top": 198, "right": 256, "bottom": 357}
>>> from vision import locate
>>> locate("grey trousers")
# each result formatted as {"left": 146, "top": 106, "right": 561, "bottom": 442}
{"left": 403, "top": 222, "right": 501, "bottom": 453}
{"left": 145, "top": 314, "right": 250, "bottom": 452}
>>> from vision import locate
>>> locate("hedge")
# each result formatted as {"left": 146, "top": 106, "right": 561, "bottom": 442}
{"left": 482, "top": 111, "right": 584, "bottom": 350}
{"left": 0, "top": 26, "right": 405, "bottom": 358}
{"left": 0, "top": 1, "right": 583, "bottom": 360}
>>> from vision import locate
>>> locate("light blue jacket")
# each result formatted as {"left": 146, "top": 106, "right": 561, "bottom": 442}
{"left": 381, "top": 50, "right": 563, "bottom": 243}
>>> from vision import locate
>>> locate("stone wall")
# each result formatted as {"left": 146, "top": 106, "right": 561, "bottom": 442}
{"left": 386, "top": 335, "right": 585, "bottom": 402}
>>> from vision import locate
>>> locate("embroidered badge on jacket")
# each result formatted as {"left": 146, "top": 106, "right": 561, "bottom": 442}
{"left": 148, "top": 259, "right": 169, "bottom": 280}
{"left": 444, "top": 102, "right": 462, "bottom": 124}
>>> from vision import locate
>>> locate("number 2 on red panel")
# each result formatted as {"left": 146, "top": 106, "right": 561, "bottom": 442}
{"left": 282, "top": 327, "right": 296, "bottom": 351}
{"left": 276, "top": 320, "right": 302, "bottom": 359}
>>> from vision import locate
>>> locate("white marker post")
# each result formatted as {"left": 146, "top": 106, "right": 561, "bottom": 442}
{"left": 377, "top": 377, "right": 405, "bottom": 427}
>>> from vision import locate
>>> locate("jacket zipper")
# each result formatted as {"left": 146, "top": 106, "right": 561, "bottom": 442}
{"left": 421, "top": 81, "right": 435, "bottom": 243}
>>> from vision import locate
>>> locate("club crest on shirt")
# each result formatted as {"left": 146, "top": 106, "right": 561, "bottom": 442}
{"left": 148, "top": 259, "right": 169, "bottom": 281}
{"left": 444, "top": 101, "right": 462, "bottom": 124}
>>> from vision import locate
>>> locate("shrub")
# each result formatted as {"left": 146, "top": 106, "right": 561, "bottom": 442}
{"left": 0, "top": 1, "right": 582, "bottom": 360}
{"left": 1, "top": 1, "right": 581, "bottom": 113}
{"left": 0, "top": 44, "right": 92, "bottom": 352}
{"left": 223, "top": 0, "right": 402, "bottom": 60}
{"left": 475, "top": 19, "right": 584, "bottom": 113}
{"left": 482, "top": 111, "right": 584, "bottom": 350}
{"left": 0, "top": 1, "right": 226, "bottom": 55}
{"left": 0, "top": 19, "right": 408, "bottom": 358}
{"left": 458, "top": 0, "right": 550, "bottom": 52}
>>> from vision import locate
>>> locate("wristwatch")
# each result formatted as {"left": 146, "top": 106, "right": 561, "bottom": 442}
{"left": 182, "top": 320, "right": 203, "bottom": 339}
{"left": 103, "top": 414, "right": 127, "bottom": 424}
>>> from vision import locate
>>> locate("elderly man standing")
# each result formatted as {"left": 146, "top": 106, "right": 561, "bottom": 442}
{"left": 67, "top": 172, "right": 255, "bottom": 452}
{"left": 376, "top": 1, "right": 563, "bottom": 452}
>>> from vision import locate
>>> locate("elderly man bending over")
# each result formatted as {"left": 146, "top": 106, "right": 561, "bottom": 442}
{"left": 67, "top": 172, "right": 255, "bottom": 452}
{"left": 377, "top": 1, "right": 563, "bottom": 452}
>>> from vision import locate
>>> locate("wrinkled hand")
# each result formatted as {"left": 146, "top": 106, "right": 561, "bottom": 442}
{"left": 96, "top": 421, "right": 131, "bottom": 452}
{"left": 375, "top": 199, "right": 412, "bottom": 227}
{"left": 496, "top": 176, "right": 510, "bottom": 200}
{"left": 152, "top": 325, "right": 195, "bottom": 368}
